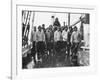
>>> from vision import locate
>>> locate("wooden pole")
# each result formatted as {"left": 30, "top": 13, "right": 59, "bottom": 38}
{"left": 32, "top": 11, "right": 35, "bottom": 29}
{"left": 68, "top": 13, "right": 70, "bottom": 27}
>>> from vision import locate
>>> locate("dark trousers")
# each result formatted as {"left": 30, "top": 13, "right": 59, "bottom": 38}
{"left": 54, "top": 41, "right": 64, "bottom": 59}
{"left": 67, "top": 42, "right": 71, "bottom": 57}
{"left": 62, "top": 41, "right": 67, "bottom": 48}
{"left": 71, "top": 42, "right": 79, "bottom": 56}
{"left": 55, "top": 41, "right": 62, "bottom": 53}
{"left": 71, "top": 42, "right": 80, "bottom": 66}
{"left": 47, "top": 41, "right": 54, "bottom": 52}
{"left": 31, "top": 41, "right": 36, "bottom": 63}
{"left": 37, "top": 41, "right": 45, "bottom": 60}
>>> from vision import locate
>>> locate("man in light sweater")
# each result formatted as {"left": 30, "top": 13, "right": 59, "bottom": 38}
{"left": 62, "top": 27, "right": 68, "bottom": 48}
{"left": 62, "top": 27, "right": 69, "bottom": 56}
{"left": 36, "top": 26, "right": 45, "bottom": 62}
{"left": 71, "top": 26, "right": 81, "bottom": 56}
{"left": 54, "top": 27, "right": 62, "bottom": 56}
{"left": 31, "top": 26, "right": 37, "bottom": 64}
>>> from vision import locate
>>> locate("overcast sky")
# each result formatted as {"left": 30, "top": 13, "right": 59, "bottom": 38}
{"left": 29, "top": 12, "right": 82, "bottom": 29}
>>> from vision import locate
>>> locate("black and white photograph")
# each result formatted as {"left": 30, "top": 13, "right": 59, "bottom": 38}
{"left": 22, "top": 10, "right": 90, "bottom": 69}
{"left": 11, "top": 1, "right": 97, "bottom": 80}
{"left": 0, "top": 0, "right": 99, "bottom": 80}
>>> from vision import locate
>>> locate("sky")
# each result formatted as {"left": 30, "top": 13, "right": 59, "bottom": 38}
{"left": 29, "top": 12, "right": 82, "bottom": 29}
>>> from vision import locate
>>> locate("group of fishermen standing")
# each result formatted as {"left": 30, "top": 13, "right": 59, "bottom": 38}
{"left": 23, "top": 17, "right": 82, "bottom": 66}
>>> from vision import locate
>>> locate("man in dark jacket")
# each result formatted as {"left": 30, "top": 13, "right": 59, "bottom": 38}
{"left": 53, "top": 17, "right": 61, "bottom": 27}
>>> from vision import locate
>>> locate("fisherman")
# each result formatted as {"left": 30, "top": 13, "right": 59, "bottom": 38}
{"left": 31, "top": 26, "right": 37, "bottom": 64}
{"left": 54, "top": 27, "right": 62, "bottom": 58}
{"left": 53, "top": 17, "right": 61, "bottom": 27}
{"left": 46, "top": 27, "right": 51, "bottom": 54}
{"left": 71, "top": 26, "right": 81, "bottom": 56}
{"left": 70, "top": 26, "right": 81, "bottom": 65}
{"left": 36, "top": 26, "right": 45, "bottom": 62}
{"left": 62, "top": 26, "right": 69, "bottom": 54}
{"left": 41, "top": 24, "right": 47, "bottom": 53}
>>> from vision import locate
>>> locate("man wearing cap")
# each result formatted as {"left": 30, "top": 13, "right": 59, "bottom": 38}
{"left": 31, "top": 26, "right": 37, "bottom": 64}
{"left": 54, "top": 27, "right": 62, "bottom": 58}
{"left": 62, "top": 27, "right": 69, "bottom": 55}
{"left": 71, "top": 26, "right": 81, "bottom": 56}
{"left": 41, "top": 24, "right": 46, "bottom": 51}
{"left": 36, "top": 26, "right": 45, "bottom": 62}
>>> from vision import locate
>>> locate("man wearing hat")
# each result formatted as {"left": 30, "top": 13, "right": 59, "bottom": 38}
{"left": 54, "top": 27, "right": 62, "bottom": 59}
{"left": 36, "top": 26, "right": 45, "bottom": 62}
{"left": 71, "top": 26, "right": 81, "bottom": 65}
{"left": 62, "top": 26, "right": 69, "bottom": 54}
{"left": 31, "top": 26, "right": 37, "bottom": 64}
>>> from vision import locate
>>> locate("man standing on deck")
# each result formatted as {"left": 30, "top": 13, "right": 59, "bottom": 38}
{"left": 62, "top": 26, "right": 69, "bottom": 55}
{"left": 36, "top": 26, "right": 45, "bottom": 62}
{"left": 31, "top": 26, "right": 37, "bottom": 64}
{"left": 54, "top": 27, "right": 62, "bottom": 58}
{"left": 71, "top": 26, "right": 81, "bottom": 56}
